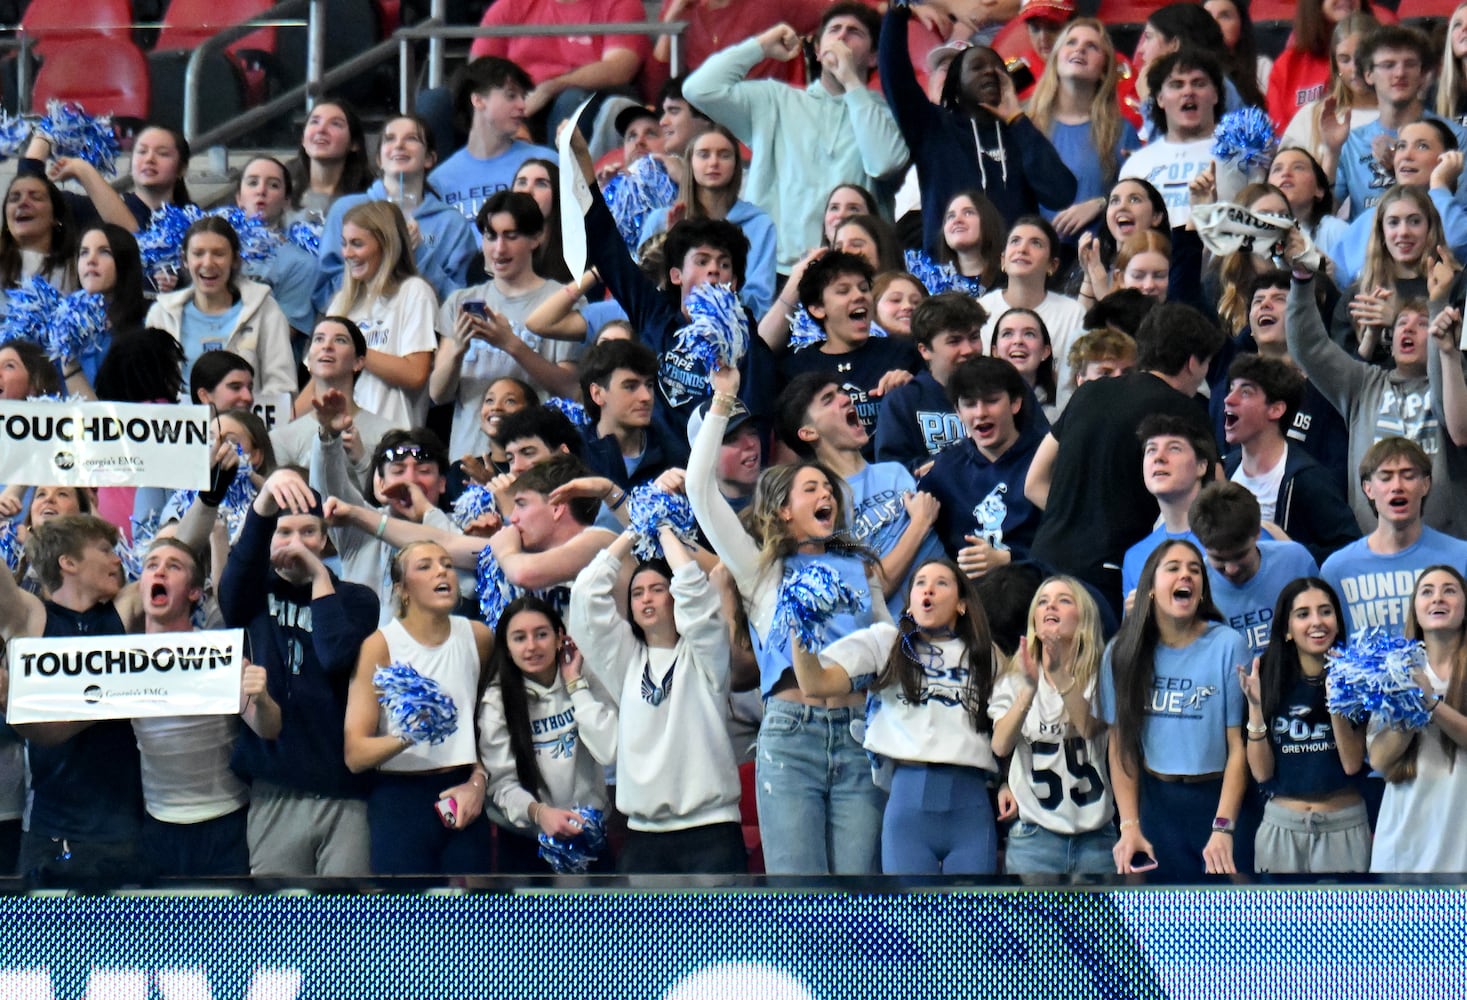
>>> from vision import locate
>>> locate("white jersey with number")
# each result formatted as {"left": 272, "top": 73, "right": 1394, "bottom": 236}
{"left": 989, "top": 671, "right": 1114, "bottom": 835}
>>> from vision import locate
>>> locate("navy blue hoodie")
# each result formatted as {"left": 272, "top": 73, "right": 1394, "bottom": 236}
{"left": 918, "top": 413, "right": 1047, "bottom": 563}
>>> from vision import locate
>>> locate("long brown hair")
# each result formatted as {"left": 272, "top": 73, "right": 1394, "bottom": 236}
{"left": 1386, "top": 565, "right": 1467, "bottom": 783}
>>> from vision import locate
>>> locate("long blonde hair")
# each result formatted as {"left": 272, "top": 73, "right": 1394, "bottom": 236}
{"left": 1359, "top": 185, "right": 1442, "bottom": 297}
{"left": 1009, "top": 575, "right": 1105, "bottom": 698}
{"left": 1028, "top": 18, "right": 1125, "bottom": 183}
{"left": 328, "top": 200, "right": 418, "bottom": 315}
{"left": 1436, "top": 3, "right": 1467, "bottom": 119}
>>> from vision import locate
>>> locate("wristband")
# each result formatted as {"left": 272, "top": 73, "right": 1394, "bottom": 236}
{"left": 1245, "top": 721, "right": 1268, "bottom": 735}
{"left": 566, "top": 677, "right": 589, "bottom": 695}
{"left": 1211, "top": 816, "right": 1235, "bottom": 835}
{"left": 1427, "top": 694, "right": 1444, "bottom": 715}
{"left": 375, "top": 514, "right": 389, "bottom": 539}
{"left": 606, "top": 488, "right": 627, "bottom": 511}
{"left": 62, "top": 366, "right": 82, "bottom": 379}
{"left": 1119, "top": 818, "right": 1140, "bottom": 831}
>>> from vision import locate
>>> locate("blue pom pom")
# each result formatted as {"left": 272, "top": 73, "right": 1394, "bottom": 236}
{"left": 1212, "top": 107, "right": 1278, "bottom": 172}
{"left": 45, "top": 291, "right": 108, "bottom": 367}
{"left": 604, "top": 155, "right": 678, "bottom": 256}
{"left": 137, "top": 204, "right": 205, "bottom": 272}
{"left": 544, "top": 396, "right": 590, "bottom": 428}
{"left": 36, "top": 101, "right": 119, "bottom": 177}
{"left": 373, "top": 661, "right": 460, "bottom": 745}
{"left": 1326, "top": 627, "right": 1432, "bottom": 731}
{"left": 672, "top": 282, "right": 748, "bottom": 378}
{"left": 1, "top": 276, "right": 63, "bottom": 346}
{"left": 903, "top": 249, "right": 983, "bottom": 297}
{"left": 115, "top": 510, "right": 162, "bottom": 583}
{"left": 210, "top": 207, "right": 281, "bottom": 265}
{"left": 0, "top": 522, "right": 22, "bottom": 575}
{"left": 869, "top": 321, "right": 890, "bottom": 338}
{"left": 774, "top": 562, "right": 868, "bottom": 651}
{"left": 787, "top": 305, "right": 826, "bottom": 351}
{"left": 626, "top": 484, "right": 697, "bottom": 560}
{"left": 537, "top": 805, "right": 608, "bottom": 874}
{"left": 476, "top": 546, "right": 521, "bottom": 628}
{"left": 451, "top": 484, "right": 498, "bottom": 530}
{"left": 286, "top": 220, "right": 322, "bottom": 257}
{"left": 0, "top": 110, "right": 32, "bottom": 160}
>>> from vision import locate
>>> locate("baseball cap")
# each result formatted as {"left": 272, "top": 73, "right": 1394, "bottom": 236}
{"left": 926, "top": 38, "right": 973, "bottom": 75}
{"left": 686, "top": 396, "right": 752, "bottom": 448}
{"left": 614, "top": 104, "right": 659, "bottom": 138}
{"left": 1017, "top": 0, "right": 1076, "bottom": 24}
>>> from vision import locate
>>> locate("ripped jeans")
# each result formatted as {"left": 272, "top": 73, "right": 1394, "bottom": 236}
{"left": 755, "top": 698, "right": 884, "bottom": 874}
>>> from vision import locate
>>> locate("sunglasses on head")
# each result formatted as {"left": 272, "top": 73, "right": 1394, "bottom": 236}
{"left": 380, "top": 443, "right": 433, "bottom": 465}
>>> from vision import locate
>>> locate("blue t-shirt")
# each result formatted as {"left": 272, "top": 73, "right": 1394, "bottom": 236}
{"left": 1044, "top": 118, "right": 1140, "bottom": 240}
{"left": 1097, "top": 622, "right": 1248, "bottom": 775}
{"left": 179, "top": 298, "right": 245, "bottom": 379}
{"left": 1209, "top": 539, "right": 1320, "bottom": 658}
{"left": 752, "top": 551, "right": 879, "bottom": 696}
{"left": 1121, "top": 525, "right": 1200, "bottom": 601}
{"left": 846, "top": 461, "right": 945, "bottom": 618}
{"left": 576, "top": 298, "right": 630, "bottom": 346}
{"left": 428, "top": 140, "right": 557, "bottom": 224}
{"left": 1321, "top": 527, "right": 1467, "bottom": 636}
{"left": 1334, "top": 114, "right": 1467, "bottom": 219}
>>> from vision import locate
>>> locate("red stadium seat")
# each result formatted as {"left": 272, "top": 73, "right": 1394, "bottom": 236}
{"left": 154, "top": 0, "right": 280, "bottom": 106}
{"left": 20, "top": 0, "right": 133, "bottom": 59}
{"left": 31, "top": 37, "right": 150, "bottom": 122}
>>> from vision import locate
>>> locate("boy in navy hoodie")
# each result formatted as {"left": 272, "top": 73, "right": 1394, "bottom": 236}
{"left": 919, "top": 356, "right": 1045, "bottom": 578}
{"left": 875, "top": 292, "right": 989, "bottom": 473}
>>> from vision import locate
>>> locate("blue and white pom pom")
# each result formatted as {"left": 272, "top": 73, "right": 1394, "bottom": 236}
{"left": 451, "top": 484, "right": 498, "bottom": 530}
{"left": 45, "top": 291, "right": 108, "bottom": 367}
{"left": 374, "top": 661, "right": 459, "bottom": 745}
{"left": 537, "top": 805, "right": 608, "bottom": 874}
{"left": 286, "top": 220, "right": 322, "bottom": 257}
{"left": 869, "top": 321, "right": 890, "bottom": 338}
{"left": 787, "top": 305, "right": 825, "bottom": 351}
{"left": 211, "top": 207, "right": 281, "bottom": 265}
{"left": 0, "top": 110, "right": 31, "bottom": 160}
{"left": 476, "top": 546, "right": 521, "bottom": 629}
{"left": 672, "top": 282, "right": 748, "bottom": 376}
{"left": 1326, "top": 627, "right": 1432, "bottom": 731}
{"left": 137, "top": 204, "right": 205, "bottom": 272}
{"left": 626, "top": 484, "right": 697, "bottom": 560}
{"left": 774, "top": 562, "right": 868, "bottom": 651}
{"left": 604, "top": 155, "right": 678, "bottom": 256}
{"left": 1212, "top": 106, "right": 1278, "bottom": 172}
{"left": 904, "top": 249, "right": 982, "bottom": 297}
{"left": 0, "top": 276, "right": 63, "bottom": 345}
{"left": 34, "top": 101, "right": 119, "bottom": 177}
{"left": 544, "top": 396, "right": 590, "bottom": 428}
{"left": 0, "top": 522, "right": 22, "bottom": 575}
{"left": 116, "top": 510, "right": 162, "bottom": 582}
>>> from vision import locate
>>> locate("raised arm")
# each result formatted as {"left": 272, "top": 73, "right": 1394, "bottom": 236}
{"left": 1285, "top": 271, "right": 1368, "bottom": 419}
{"left": 685, "top": 364, "right": 763, "bottom": 592}
{"left": 567, "top": 533, "right": 643, "bottom": 694}
{"left": 489, "top": 523, "right": 615, "bottom": 590}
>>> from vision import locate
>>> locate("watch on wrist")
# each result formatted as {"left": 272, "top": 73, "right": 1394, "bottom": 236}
{"left": 1211, "top": 816, "right": 1235, "bottom": 835}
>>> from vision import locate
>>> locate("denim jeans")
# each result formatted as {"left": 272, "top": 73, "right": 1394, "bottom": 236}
{"left": 883, "top": 762, "right": 996, "bottom": 874}
{"left": 755, "top": 699, "right": 883, "bottom": 874}
{"left": 1003, "top": 821, "right": 1118, "bottom": 875}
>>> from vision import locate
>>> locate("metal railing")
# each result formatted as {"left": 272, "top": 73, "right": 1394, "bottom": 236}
{"left": 181, "top": 0, "right": 311, "bottom": 139}
{"left": 183, "top": 0, "right": 687, "bottom": 149}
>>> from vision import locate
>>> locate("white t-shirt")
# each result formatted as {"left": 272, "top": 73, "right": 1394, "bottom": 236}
{"left": 989, "top": 670, "right": 1114, "bottom": 836}
{"left": 1119, "top": 135, "right": 1215, "bottom": 230}
{"left": 132, "top": 715, "right": 248, "bottom": 824}
{"left": 1370, "top": 665, "right": 1467, "bottom": 873}
{"left": 437, "top": 279, "right": 581, "bottom": 459}
{"left": 1230, "top": 444, "right": 1289, "bottom": 524}
{"left": 340, "top": 276, "right": 439, "bottom": 430}
{"left": 821, "top": 623, "right": 997, "bottom": 771}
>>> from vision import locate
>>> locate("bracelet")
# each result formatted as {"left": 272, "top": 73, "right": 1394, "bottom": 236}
{"left": 1246, "top": 731, "right": 1269, "bottom": 742}
{"left": 606, "top": 487, "right": 627, "bottom": 511}
{"left": 1427, "top": 695, "right": 1444, "bottom": 715}
{"left": 62, "top": 366, "right": 82, "bottom": 379}
{"left": 1245, "top": 721, "right": 1268, "bottom": 735}
{"left": 528, "top": 801, "right": 541, "bottom": 824}
{"left": 566, "top": 677, "right": 589, "bottom": 695}
{"left": 712, "top": 391, "right": 739, "bottom": 410}
{"left": 469, "top": 770, "right": 486, "bottom": 790}
{"left": 1054, "top": 677, "right": 1077, "bottom": 697}
{"left": 1119, "top": 818, "right": 1140, "bottom": 831}
{"left": 375, "top": 514, "right": 389, "bottom": 539}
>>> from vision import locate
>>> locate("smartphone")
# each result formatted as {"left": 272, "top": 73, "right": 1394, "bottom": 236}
{"left": 461, "top": 300, "right": 487, "bottom": 318}
{"left": 1005, "top": 57, "right": 1034, "bottom": 93}
{"left": 434, "top": 796, "right": 458, "bottom": 828}
{"left": 1130, "top": 852, "right": 1158, "bottom": 872}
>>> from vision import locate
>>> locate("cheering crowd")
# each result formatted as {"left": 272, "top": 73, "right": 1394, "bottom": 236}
{"left": 1, "top": 0, "right": 1466, "bottom": 881}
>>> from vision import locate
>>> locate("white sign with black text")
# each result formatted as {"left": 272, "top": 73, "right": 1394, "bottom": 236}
{"left": 0, "top": 400, "right": 211, "bottom": 489}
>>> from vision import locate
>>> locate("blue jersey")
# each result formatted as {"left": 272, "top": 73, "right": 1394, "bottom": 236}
{"left": 1321, "top": 527, "right": 1467, "bottom": 636}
